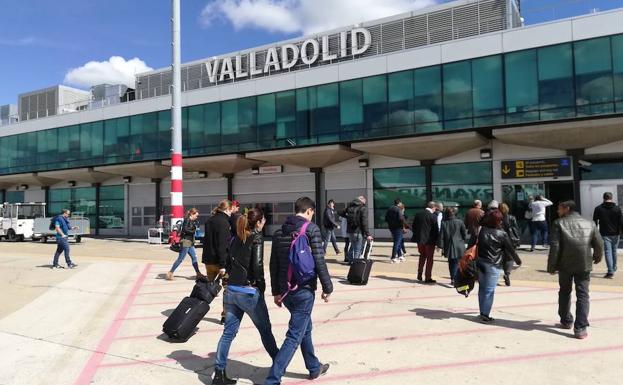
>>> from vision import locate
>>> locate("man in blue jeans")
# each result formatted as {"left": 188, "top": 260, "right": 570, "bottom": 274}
{"left": 267, "top": 197, "right": 334, "bottom": 385}
{"left": 52, "top": 209, "right": 77, "bottom": 269}
{"left": 385, "top": 198, "right": 405, "bottom": 263}
{"left": 593, "top": 192, "right": 623, "bottom": 278}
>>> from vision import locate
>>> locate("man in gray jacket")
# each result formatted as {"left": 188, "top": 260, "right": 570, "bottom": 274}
{"left": 548, "top": 200, "right": 604, "bottom": 339}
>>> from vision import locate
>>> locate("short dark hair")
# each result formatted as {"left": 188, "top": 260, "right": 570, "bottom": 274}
{"left": 327, "top": 199, "right": 335, "bottom": 205}
{"left": 559, "top": 200, "right": 576, "bottom": 212}
{"left": 604, "top": 192, "right": 613, "bottom": 200}
{"left": 295, "top": 197, "right": 316, "bottom": 214}
{"left": 394, "top": 198, "right": 402, "bottom": 205}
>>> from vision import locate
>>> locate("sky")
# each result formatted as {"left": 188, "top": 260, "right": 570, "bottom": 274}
{"left": 1, "top": 0, "right": 623, "bottom": 106}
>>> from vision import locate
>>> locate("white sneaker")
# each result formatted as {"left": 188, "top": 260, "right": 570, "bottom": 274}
{"left": 399, "top": 257, "right": 406, "bottom": 262}
{"left": 390, "top": 258, "right": 398, "bottom": 264}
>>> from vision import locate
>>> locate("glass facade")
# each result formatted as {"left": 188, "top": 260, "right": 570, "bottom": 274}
{"left": 373, "top": 162, "right": 492, "bottom": 228}
{"left": 5, "top": 191, "right": 24, "bottom": 204}
{"left": 1, "top": 34, "right": 622, "bottom": 176}
{"left": 48, "top": 185, "right": 124, "bottom": 230}
{"left": 581, "top": 162, "right": 623, "bottom": 180}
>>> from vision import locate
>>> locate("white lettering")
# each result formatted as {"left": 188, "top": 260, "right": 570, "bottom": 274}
{"left": 219, "top": 57, "right": 235, "bottom": 82}
{"left": 204, "top": 59, "right": 220, "bottom": 83}
{"left": 351, "top": 27, "right": 371, "bottom": 56}
{"left": 249, "top": 51, "right": 263, "bottom": 76}
{"left": 264, "top": 47, "right": 281, "bottom": 73}
{"left": 322, "top": 35, "right": 337, "bottom": 61}
{"left": 340, "top": 31, "right": 348, "bottom": 58}
{"left": 281, "top": 43, "right": 299, "bottom": 70}
{"left": 235, "top": 55, "right": 248, "bottom": 79}
{"left": 301, "top": 39, "right": 320, "bottom": 65}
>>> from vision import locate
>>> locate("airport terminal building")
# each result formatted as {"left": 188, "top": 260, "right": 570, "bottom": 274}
{"left": 1, "top": 0, "right": 622, "bottom": 237}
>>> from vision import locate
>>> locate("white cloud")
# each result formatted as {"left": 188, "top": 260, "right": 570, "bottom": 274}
{"left": 0, "top": 36, "right": 36, "bottom": 46}
{"left": 64, "top": 56, "right": 153, "bottom": 88}
{"left": 200, "top": 0, "right": 439, "bottom": 35}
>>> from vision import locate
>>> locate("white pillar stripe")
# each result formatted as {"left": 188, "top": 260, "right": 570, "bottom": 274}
{"left": 171, "top": 166, "right": 183, "bottom": 180}
{"left": 171, "top": 192, "right": 184, "bottom": 206}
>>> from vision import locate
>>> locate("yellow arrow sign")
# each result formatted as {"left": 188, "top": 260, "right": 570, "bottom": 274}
{"left": 502, "top": 165, "right": 511, "bottom": 175}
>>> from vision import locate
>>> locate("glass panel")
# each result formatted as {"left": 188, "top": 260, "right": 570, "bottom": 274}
{"left": 443, "top": 61, "right": 473, "bottom": 130}
{"left": 414, "top": 66, "right": 443, "bottom": 133}
{"left": 611, "top": 35, "right": 623, "bottom": 111}
{"left": 373, "top": 166, "right": 427, "bottom": 228}
{"left": 362, "top": 75, "right": 388, "bottom": 136}
{"left": 275, "top": 91, "right": 296, "bottom": 140}
{"left": 538, "top": 43, "right": 575, "bottom": 120}
{"left": 472, "top": 56, "right": 504, "bottom": 125}
{"left": 388, "top": 71, "right": 414, "bottom": 134}
{"left": 188, "top": 105, "right": 205, "bottom": 151}
{"left": 340, "top": 79, "right": 363, "bottom": 131}
{"left": 574, "top": 37, "right": 614, "bottom": 115}
{"left": 505, "top": 49, "right": 539, "bottom": 122}
{"left": 257, "top": 94, "right": 276, "bottom": 144}
{"left": 313, "top": 83, "right": 339, "bottom": 136}
{"left": 432, "top": 162, "right": 492, "bottom": 185}
{"left": 581, "top": 162, "right": 623, "bottom": 180}
{"left": 373, "top": 167, "right": 426, "bottom": 188}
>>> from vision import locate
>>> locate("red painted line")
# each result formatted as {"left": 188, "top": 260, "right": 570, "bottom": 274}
{"left": 451, "top": 296, "right": 623, "bottom": 313}
{"left": 72, "top": 264, "right": 152, "bottom": 385}
{"left": 99, "top": 316, "right": 623, "bottom": 370}
{"left": 288, "top": 344, "right": 623, "bottom": 384}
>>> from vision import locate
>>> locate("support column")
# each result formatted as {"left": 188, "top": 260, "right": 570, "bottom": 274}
{"left": 311, "top": 168, "right": 323, "bottom": 225}
{"left": 93, "top": 183, "right": 101, "bottom": 236}
{"left": 567, "top": 149, "right": 584, "bottom": 214}
{"left": 224, "top": 174, "right": 234, "bottom": 201}
{"left": 422, "top": 160, "right": 435, "bottom": 204}
{"left": 0, "top": 188, "right": 5, "bottom": 204}
{"left": 169, "top": 0, "right": 184, "bottom": 229}
{"left": 153, "top": 178, "right": 162, "bottom": 224}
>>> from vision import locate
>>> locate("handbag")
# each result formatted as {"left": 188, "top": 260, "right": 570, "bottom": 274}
{"left": 191, "top": 276, "right": 223, "bottom": 304}
{"left": 455, "top": 237, "right": 479, "bottom": 297}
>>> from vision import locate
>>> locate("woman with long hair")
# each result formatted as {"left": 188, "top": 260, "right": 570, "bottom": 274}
{"left": 166, "top": 208, "right": 203, "bottom": 281}
{"left": 476, "top": 209, "right": 521, "bottom": 323}
{"left": 212, "top": 208, "right": 278, "bottom": 385}
{"left": 438, "top": 207, "right": 467, "bottom": 284}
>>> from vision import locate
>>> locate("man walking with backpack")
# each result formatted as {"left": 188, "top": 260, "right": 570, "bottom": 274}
{"left": 267, "top": 197, "right": 333, "bottom": 385}
{"left": 51, "top": 209, "right": 77, "bottom": 269}
{"left": 343, "top": 196, "right": 372, "bottom": 263}
{"left": 593, "top": 192, "right": 623, "bottom": 278}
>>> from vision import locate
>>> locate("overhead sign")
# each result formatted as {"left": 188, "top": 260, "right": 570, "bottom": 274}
{"left": 501, "top": 157, "right": 572, "bottom": 179}
{"left": 203, "top": 28, "right": 371, "bottom": 84}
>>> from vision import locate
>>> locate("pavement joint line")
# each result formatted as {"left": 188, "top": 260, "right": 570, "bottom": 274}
{"left": 286, "top": 343, "right": 623, "bottom": 384}
{"left": 72, "top": 263, "right": 152, "bottom": 385}
{"left": 98, "top": 316, "right": 623, "bottom": 370}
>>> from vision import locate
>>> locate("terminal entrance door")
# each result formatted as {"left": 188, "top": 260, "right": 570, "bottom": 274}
{"left": 545, "top": 181, "right": 575, "bottom": 221}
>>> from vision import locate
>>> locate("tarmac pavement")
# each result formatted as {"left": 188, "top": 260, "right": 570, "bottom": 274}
{"left": 0, "top": 238, "right": 621, "bottom": 385}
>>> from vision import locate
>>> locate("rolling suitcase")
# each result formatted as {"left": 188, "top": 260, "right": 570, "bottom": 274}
{"left": 162, "top": 296, "right": 210, "bottom": 341}
{"left": 347, "top": 240, "right": 374, "bottom": 285}
{"left": 190, "top": 277, "right": 222, "bottom": 304}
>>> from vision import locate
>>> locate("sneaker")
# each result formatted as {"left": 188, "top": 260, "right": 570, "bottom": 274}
{"left": 335, "top": 251, "right": 341, "bottom": 256}
{"left": 390, "top": 258, "right": 398, "bottom": 264}
{"left": 309, "top": 363, "right": 330, "bottom": 380}
{"left": 528, "top": 248, "right": 535, "bottom": 252}
{"left": 399, "top": 256, "right": 406, "bottom": 262}
{"left": 51, "top": 264, "right": 65, "bottom": 269}
{"left": 424, "top": 279, "right": 437, "bottom": 284}
{"left": 574, "top": 328, "right": 588, "bottom": 339}
{"left": 503, "top": 274, "right": 511, "bottom": 287}
{"left": 604, "top": 273, "right": 614, "bottom": 279}
{"left": 417, "top": 274, "right": 423, "bottom": 281}
{"left": 479, "top": 314, "right": 495, "bottom": 324}
{"left": 220, "top": 316, "right": 226, "bottom": 325}
{"left": 558, "top": 322, "right": 573, "bottom": 330}
{"left": 165, "top": 272, "right": 174, "bottom": 281}
{"left": 67, "top": 263, "right": 78, "bottom": 269}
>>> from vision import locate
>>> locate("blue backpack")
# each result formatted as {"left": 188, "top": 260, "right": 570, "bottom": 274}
{"left": 282, "top": 221, "right": 316, "bottom": 300}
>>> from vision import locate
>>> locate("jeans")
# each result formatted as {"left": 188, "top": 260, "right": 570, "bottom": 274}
{"left": 344, "top": 236, "right": 350, "bottom": 256}
{"left": 53, "top": 237, "right": 72, "bottom": 266}
{"left": 558, "top": 271, "right": 590, "bottom": 330}
{"left": 322, "top": 228, "right": 339, "bottom": 254}
{"left": 347, "top": 232, "right": 364, "bottom": 261}
{"left": 417, "top": 244, "right": 435, "bottom": 280}
{"left": 531, "top": 221, "right": 549, "bottom": 249}
{"left": 603, "top": 235, "right": 619, "bottom": 274}
{"left": 266, "top": 289, "right": 320, "bottom": 385}
{"left": 390, "top": 229, "right": 404, "bottom": 260}
{"left": 215, "top": 289, "right": 278, "bottom": 370}
{"left": 477, "top": 260, "right": 502, "bottom": 317}
{"left": 448, "top": 258, "right": 459, "bottom": 282}
{"left": 170, "top": 246, "right": 199, "bottom": 273}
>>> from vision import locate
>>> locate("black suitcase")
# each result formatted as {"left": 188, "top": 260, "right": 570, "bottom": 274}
{"left": 190, "top": 277, "right": 222, "bottom": 304}
{"left": 162, "top": 296, "right": 210, "bottom": 341}
{"left": 347, "top": 240, "right": 374, "bottom": 285}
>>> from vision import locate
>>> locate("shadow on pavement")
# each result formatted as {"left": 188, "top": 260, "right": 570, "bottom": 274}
{"left": 36, "top": 264, "right": 55, "bottom": 268}
{"left": 168, "top": 350, "right": 308, "bottom": 384}
{"left": 409, "top": 307, "right": 573, "bottom": 338}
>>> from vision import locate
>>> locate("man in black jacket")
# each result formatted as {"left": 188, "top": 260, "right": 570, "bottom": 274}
{"left": 343, "top": 196, "right": 373, "bottom": 264}
{"left": 593, "top": 192, "right": 623, "bottom": 278}
{"left": 322, "top": 199, "right": 341, "bottom": 256}
{"left": 266, "top": 197, "right": 333, "bottom": 385}
{"left": 412, "top": 201, "right": 439, "bottom": 283}
{"left": 548, "top": 200, "right": 604, "bottom": 339}
{"left": 385, "top": 198, "right": 405, "bottom": 263}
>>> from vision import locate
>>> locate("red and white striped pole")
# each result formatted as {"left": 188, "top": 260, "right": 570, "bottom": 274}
{"left": 170, "top": 0, "right": 184, "bottom": 227}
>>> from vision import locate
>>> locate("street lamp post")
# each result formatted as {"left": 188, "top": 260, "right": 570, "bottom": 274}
{"left": 170, "top": 0, "right": 184, "bottom": 228}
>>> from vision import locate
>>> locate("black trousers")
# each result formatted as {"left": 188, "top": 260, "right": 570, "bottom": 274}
{"left": 558, "top": 271, "right": 590, "bottom": 330}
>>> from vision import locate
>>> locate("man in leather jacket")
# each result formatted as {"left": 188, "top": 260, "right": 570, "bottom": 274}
{"left": 266, "top": 197, "right": 333, "bottom": 384}
{"left": 548, "top": 200, "right": 604, "bottom": 339}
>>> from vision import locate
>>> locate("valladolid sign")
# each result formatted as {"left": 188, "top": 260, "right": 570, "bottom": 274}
{"left": 203, "top": 28, "right": 372, "bottom": 83}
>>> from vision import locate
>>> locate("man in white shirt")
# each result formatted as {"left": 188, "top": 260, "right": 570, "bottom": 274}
{"left": 529, "top": 195, "right": 553, "bottom": 252}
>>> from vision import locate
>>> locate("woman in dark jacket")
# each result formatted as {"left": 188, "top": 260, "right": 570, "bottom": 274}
{"left": 500, "top": 203, "right": 521, "bottom": 286}
{"left": 438, "top": 207, "right": 468, "bottom": 284}
{"left": 213, "top": 208, "right": 278, "bottom": 385}
{"left": 167, "top": 208, "right": 203, "bottom": 281}
{"left": 477, "top": 209, "right": 521, "bottom": 323}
